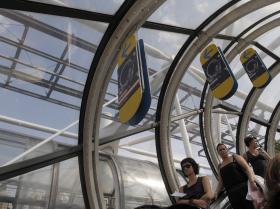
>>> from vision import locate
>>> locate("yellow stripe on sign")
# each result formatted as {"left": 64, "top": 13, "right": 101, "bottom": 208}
{"left": 240, "top": 48, "right": 256, "bottom": 64}
{"left": 119, "top": 88, "right": 142, "bottom": 123}
{"left": 117, "top": 34, "right": 137, "bottom": 65}
{"left": 212, "top": 77, "right": 234, "bottom": 99}
{"left": 200, "top": 44, "right": 219, "bottom": 65}
{"left": 252, "top": 71, "right": 270, "bottom": 88}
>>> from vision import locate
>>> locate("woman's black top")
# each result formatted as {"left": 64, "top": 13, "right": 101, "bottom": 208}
{"left": 245, "top": 151, "right": 267, "bottom": 177}
{"left": 182, "top": 176, "right": 205, "bottom": 199}
{"left": 219, "top": 155, "right": 254, "bottom": 209}
{"left": 219, "top": 155, "right": 247, "bottom": 191}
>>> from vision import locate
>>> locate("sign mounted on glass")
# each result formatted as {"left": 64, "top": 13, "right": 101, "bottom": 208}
{"left": 200, "top": 43, "right": 238, "bottom": 100}
{"left": 240, "top": 48, "right": 271, "bottom": 88}
{"left": 118, "top": 34, "right": 151, "bottom": 125}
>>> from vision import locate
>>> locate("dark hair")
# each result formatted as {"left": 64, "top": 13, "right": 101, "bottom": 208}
{"left": 180, "top": 157, "right": 199, "bottom": 175}
{"left": 264, "top": 154, "right": 280, "bottom": 209}
{"left": 216, "top": 143, "right": 226, "bottom": 151}
{"left": 244, "top": 135, "right": 256, "bottom": 147}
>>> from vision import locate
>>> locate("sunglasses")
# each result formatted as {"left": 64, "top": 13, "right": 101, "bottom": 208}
{"left": 218, "top": 147, "right": 227, "bottom": 152}
{"left": 182, "top": 164, "right": 192, "bottom": 168}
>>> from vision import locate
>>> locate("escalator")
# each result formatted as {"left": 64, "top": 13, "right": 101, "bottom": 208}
{"left": 134, "top": 191, "right": 232, "bottom": 209}
{"left": 209, "top": 191, "right": 232, "bottom": 209}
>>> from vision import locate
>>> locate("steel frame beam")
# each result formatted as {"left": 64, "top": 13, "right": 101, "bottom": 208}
{"left": 0, "top": 145, "right": 82, "bottom": 181}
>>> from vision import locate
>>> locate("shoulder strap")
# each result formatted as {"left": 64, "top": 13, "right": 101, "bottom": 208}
{"left": 218, "top": 163, "right": 221, "bottom": 171}
{"left": 232, "top": 154, "right": 236, "bottom": 162}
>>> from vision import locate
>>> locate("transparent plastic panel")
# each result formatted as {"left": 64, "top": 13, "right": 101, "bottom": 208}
{"left": 118, "top": 130, "right": 159, "bottom": 166}
{"left": 114, "top": 156, "right": 171, "bottom": 209}
{"left": 0, "top": 158, "right": 86, "bottom": 209}
{"left": 253, "top": 73, "right": 280, "bottom": 121}
{"left": 27, "top": 0, "right": 125, "bottom": 15}
{"left": 220, "top": 2, "right": 280, "bottom": 36}
{"left": 55, "top": 158, "right": 85, "bottom": 209}
{"left": 149, "top": 0, "right": 230, "bottom": 29}
{"left": 0, "top": 9, "right": 105, "bottom": 162}
{"left": 0, "top": 166, "right": 52, "bottom": 209}
{"left": 255, "top": 27, "right": 280, "bottom": 58}
{"left": 0, "top": 14, "right": 25, "bottom": 42}
{"left": 0, "top": 126, "right": 65, "bottom": 165}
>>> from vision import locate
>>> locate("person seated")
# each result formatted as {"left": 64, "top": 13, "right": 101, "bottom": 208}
{"left": 264, "top": 154, "right": 280, "bottom": 209}
{"left": 243, "top": 135, "right": 271, "bottom": 178}
{"left": 215, "top": 143, "right": 257, "bottom": 209}
{"left": 170, "top": 157, "right": 213, "bottom": 209}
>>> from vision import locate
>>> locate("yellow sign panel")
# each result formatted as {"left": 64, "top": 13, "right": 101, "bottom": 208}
{"left": 200, "top": 44, "right": 237, "bottom": 100}
{"left": 118, "top": 34, "right": 137, "bottom": 65}
{"left": 118, "top": 34, "right": 142, "bottom": 123}
{"left": 240, "top": 48, "right": 271, "bottom": 88}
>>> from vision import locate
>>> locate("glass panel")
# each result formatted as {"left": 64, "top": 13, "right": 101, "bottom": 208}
{"left": 149, "top": 0, "right": 230, "bottom": 29}
{"left": 255, "top": 27, "right": 280, "bottom": 59}
{"left": 0, "top": 128, "right": 61, "bottom": 165}
{"left": 115, "top": 156, "right": 170, "bottom": 209}
{"left": 0, "top": 166, "right": 52, "bottom": 209}
{"left": 0, "top": 15, "right": 25, "bottom": 42}
{"left": 0, "top": 9, "right": 106, "bottom": 162}
{"left": 253, "top": 73, "right": 280, "bottom": 121}
{"left": 27, "top": 0, "right": 124, "bottom": 15}
{"left": 220, "top": 2, "right": 280, "bottom": 36}
{"left": 55, "top": 158, "right": 85, "bottom": 209}
{"left": 0, "top": 157, "right": 86, "bottom": 209}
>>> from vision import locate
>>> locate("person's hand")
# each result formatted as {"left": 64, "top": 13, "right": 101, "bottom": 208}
{"left": 176, "top": 199, "right": 190, "bottom": 205}
{"left": 197, "top": 199, "right": 208, "bottom": 209}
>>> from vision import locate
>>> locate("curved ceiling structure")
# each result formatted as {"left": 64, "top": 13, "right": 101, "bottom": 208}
{"left": 0, "top": 1, "right": 279, "bottom": 209}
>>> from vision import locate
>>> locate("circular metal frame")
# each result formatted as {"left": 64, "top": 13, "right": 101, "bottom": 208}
{"left": 224, "top": 10, "right": 280, "bottom": 53}
{"left": 197, "top": 9, "right": 280, "bottom": 176}
{"left": 78, "top": 1, "right": 165, "bottom": 208}
{"left": 265, "top": 101, "right": 280, "bottom": 156}
{"left": 155, "top": 1, "right": 242, "bottom": 199}
{"left": 202, "top": 14, "right": 280, "bottom": 177}
{"left": 155, "top": 0, "right": 277, "bottom": 199}
{"left": 236, "top": 62, "right": 280, "bottom": 155}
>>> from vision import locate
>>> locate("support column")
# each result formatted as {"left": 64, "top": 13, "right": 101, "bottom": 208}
{"left": 175, "top": 95, "right": 193, "bottom": 157}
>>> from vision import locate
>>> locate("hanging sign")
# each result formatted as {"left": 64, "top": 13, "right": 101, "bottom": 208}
{"left": 200, "top": 43, "right": 238, "bottom": 100}
{"left": 128, "top": 39, "right": 151, "bottom": 125}
{"left": 240, "top": 48, "right": 271, "bottom": 88}
{"left": 118, "top": 34, "right": 142, "bottom": 123}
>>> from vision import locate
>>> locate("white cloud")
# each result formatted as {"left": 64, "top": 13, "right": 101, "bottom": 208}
{"left": 195, "top": 1, "right": 209, "bottom": 13}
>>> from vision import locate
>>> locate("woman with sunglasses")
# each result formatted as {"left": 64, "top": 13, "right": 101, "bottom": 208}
{"left": 215, "top": 143, "right": 257, "bottom": 209}
{"left": 243, "top": 135, "right": 271, "bottom": 178}
{"left": 170, "top": 157, "right": 213, "bottom": 209}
